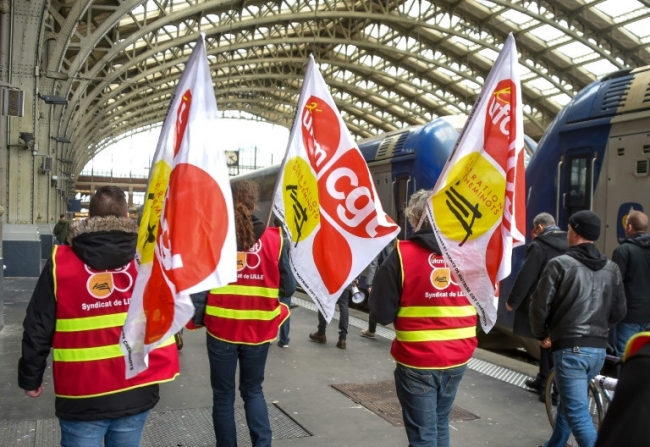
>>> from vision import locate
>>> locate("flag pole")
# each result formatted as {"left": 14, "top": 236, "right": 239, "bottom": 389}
{"left": 266, "top": 54, "right": 316, "bottom": 228}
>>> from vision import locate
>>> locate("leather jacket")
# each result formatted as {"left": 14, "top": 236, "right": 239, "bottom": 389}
{"left": 529, "top": 247, "right": 626, "bottom": 350}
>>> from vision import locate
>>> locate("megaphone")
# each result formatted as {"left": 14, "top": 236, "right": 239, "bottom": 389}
{"left": 351, "top": 286, "right": 365, "bottom": 304}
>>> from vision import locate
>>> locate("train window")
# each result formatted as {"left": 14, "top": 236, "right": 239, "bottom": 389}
{"left": 643, "top": 144, "right": 650, "bottom": 153}
{"left": 566, "top": 155, "right": 591, "bottom": 215}
{"left": 618, "top": 148, "right": 625, "bottom": 156}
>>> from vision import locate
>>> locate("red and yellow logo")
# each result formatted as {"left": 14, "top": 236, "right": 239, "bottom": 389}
{"left": 86, "top": 265, "right": 133, "bottom": 299}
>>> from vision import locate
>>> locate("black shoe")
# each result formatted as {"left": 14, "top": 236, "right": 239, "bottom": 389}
{"left": 309, "top": 332, "right": 327, "bottom": 343}
{"left": 525, "top": 378, "right": 543, "bottom": 394}
{"left": 336, "top": 339, "right": 347, "bottom": 349}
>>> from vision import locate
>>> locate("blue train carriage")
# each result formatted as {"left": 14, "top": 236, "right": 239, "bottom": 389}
{"left": 497, "top": 65, "right": 650, "bottom": 354}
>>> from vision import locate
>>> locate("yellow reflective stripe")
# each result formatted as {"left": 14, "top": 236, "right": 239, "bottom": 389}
{"left": 209, "top": 285, "right": 278, "bottom": 298}
{"left": 396, "top": 240, "right": 404, "bottom": 289}
{"left": 205, "top": 305, "right": 281, "bottom": 321}
{"left": 397, "top": 306, "right": 477, "bottom": 318}
{"left": 395, "top": 326, "right": 476, "bottom": 342}
{"left": 56, "top": 313, "right": 128, "bottom": 332}
{"left": 53, "top": 337, "right": 175, "bottom": 362}
{"left": 52, "top": 245, "right": 59, "bottom": 300}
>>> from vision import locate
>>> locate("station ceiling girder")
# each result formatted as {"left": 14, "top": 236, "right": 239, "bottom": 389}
{"left": 32, "top": 0, "right": 650, "bottom": 171}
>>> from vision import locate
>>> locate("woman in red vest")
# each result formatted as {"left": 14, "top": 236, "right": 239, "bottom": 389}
{"left": 203, "top": 180, "right": 290, "bottom": 447}
{"left": 368, "top": 189, "right": 478, "bottom": 447}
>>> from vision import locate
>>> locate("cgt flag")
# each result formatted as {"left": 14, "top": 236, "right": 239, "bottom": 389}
{"left": 426, "top": 33, "right": 526, "bottom": 333}
{"left": 120, "top": 34, "right": 237, "bottom": 378}
{"left": 272, "top": 55, "right": 400, "bottom": 322}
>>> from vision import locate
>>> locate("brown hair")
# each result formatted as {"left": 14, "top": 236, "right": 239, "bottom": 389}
{"left": 89, "top": 185, "right": 127, "bottom": 218}
{"left": 627, "top": 210, "right": 648, "bottom": 233}
{"left": 231, "top": 180, "right": 259, "bottom": 250}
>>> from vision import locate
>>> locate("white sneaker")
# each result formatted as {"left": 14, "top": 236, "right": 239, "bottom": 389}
{"left": 360, "top": 329, "right": 376, "bottom": 339}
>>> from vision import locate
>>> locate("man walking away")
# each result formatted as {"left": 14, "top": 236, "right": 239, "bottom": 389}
{"left": 506, "top": 212, "right": 568, "bottom": 399}
{"left": 530, "top": 210, "right": 626, "bottom": 447}
{"left": 53, "top": 213, "right": 70, "bottom": 245}
{"left": 18, "top": 186, "right": 179, "bottom": 447}
{"left": 610, "top": 210, "right": 650, "bottom": 356}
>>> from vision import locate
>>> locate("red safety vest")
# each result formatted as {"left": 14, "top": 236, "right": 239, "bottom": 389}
{"left": 205, "top": 228, "right": 289, "bottom": 344}
{"left": 51, "top": 245, "right": 179, "bottom": 398}
{"left": 390, "top": 240, "right": 478, "bottom": 369}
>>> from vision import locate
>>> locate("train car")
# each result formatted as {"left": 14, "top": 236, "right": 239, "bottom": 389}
{"left": 238, "top": 115, "right": 536, "bottom": 237}
{"left": 234, "top": 115, "right": 536, "bottom": 310}
{"left": 237, "top": 116, "right": 468, "bottom": 227}
{"left": 497, "top": 65, "right": 650, "bottom": 354}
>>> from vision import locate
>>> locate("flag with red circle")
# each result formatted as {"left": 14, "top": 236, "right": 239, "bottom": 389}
{"left": 272, "top": 55, "right": 400, "bottom": 322}
{"left": 121, "top": 34, "right": 237, "bottom": 378}
{"left": 426, "top": 33, "right": 526, "bottom": 333}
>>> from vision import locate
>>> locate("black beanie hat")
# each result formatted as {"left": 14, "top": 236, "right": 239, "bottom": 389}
{"left": 569, "top": 210, "right": 601, "bottom": 241}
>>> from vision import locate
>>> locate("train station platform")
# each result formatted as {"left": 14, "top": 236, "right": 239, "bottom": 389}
{"left": 1, "top": 277, "right": 554, "bottom": 447}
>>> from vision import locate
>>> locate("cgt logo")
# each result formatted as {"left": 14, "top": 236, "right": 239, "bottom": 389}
{"left": 297, "top": 95, "right": 397, "bottom": 293}
{"left": 86, "top": 265, "right": 133, "bottom": 299}
{"left": 428, "top": 254, "right": 453, "bottom": 291}
{"left": 236, "top": 240, "right": 263, "bottom": 272}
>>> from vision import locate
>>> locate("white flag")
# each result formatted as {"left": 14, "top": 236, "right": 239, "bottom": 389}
{"left": 272, "top": 55, "right": 400, "bottom": 321}
{"left": 120, "top": 34, "right": 237, "bottom": 378}
{"left": 426, "top": 33, "right": 526, "bottom": 332}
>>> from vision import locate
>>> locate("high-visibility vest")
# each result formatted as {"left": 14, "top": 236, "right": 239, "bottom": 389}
{"left": 205, "top": 228, "right": 289, "bottom": 344}
{"left": 51, "top": 245, "right": 179, "bottom": 398}
{"left": 390, "top": 240, "right": 478, "bottom": 369}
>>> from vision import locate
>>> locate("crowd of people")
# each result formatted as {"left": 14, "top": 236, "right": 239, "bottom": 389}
{"left": 17, "top": 183, "right": 650, "bottom": 447}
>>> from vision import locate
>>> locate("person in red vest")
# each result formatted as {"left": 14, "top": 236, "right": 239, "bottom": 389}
{"left": 201, "top": 180, "right": 290, "bottom": 447}
{"left": 18, "top": 185, "right": 179, "bottom": 447}
{"left": 369, "top": 189, "right": 478, "bottom": 447}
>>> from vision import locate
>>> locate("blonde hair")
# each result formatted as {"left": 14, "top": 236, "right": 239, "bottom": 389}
{"left": 404, "top": 189, "right": 433, "bottom": 228}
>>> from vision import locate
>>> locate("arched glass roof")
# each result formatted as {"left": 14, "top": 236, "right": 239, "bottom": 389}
{"left": 39, "top": 0, "right": 650, "bottom": 172}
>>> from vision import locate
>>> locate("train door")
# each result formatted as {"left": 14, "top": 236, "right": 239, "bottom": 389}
{"left": 394, "top": 175, "right": 412, "bottom": 239}
{"left": 557, "top": 148, "right": 596, "bottom": 228}
{"left": 370, "top": 165, "right": 394, "bottom": 220}
{"left": 602, "top": 131, "right": 650, "bottom": 256}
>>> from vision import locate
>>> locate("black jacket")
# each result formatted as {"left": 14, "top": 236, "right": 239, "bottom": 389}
{"left": 18, "top": 216, "right": 160, "bottom": 421}
{"left": 369, "top": 227, "right": 440, "bottom": 325}
{"left": 529, "top": 243, "right": 627, "bottom": 350}
{"left": 507, "top": 228, "right": 568, "bottom": 338}
{"left": 278, "top": 226, "right": 297, "bottom": 298}
{"left": 363, "top": 240, "right": 395, "bottom": 290}
{"left": 612, "top": 233, "right": 650, "bottom": 323}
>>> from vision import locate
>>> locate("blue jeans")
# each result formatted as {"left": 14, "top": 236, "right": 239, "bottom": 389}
{"left": 59, "top": 411, "right": 149, "bottom": 447}
{"left": 394, "top": 363, "right": 467, "bottom": 447}
{"left": 278, "top": 296, "right": 291, "bottom": 345}
{"left": 207, "top": 336, "right": 271, "bottom": 447}
{"left": 545, "top": 347, "right": 606, "bottom": 447}
{"left": 611, "top": 322, "right": 650, "bottom": 356}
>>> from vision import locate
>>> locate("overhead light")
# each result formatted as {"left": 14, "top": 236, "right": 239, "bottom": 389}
{"left": 51, "top": 136, "right": 71, "bottom": 143}
{"left": 37, "top": 93, "right": 68, "bottom": 106}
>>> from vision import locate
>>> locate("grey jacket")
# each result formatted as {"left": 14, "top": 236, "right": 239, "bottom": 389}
{"left": 529, "top": 245, "right": 626, "bottom": 350}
